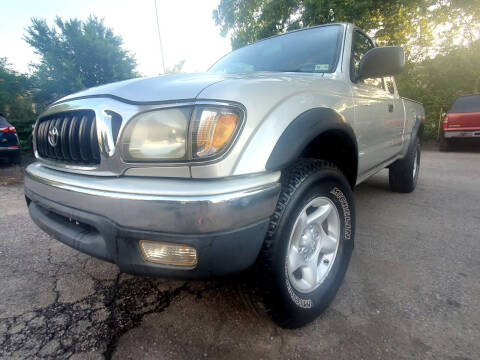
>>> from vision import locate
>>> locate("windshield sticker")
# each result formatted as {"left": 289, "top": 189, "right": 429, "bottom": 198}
{"left": 315, "top": 64, "right": 329, "bottom": 71}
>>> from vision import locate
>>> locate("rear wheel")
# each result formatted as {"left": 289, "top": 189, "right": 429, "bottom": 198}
{"left": 252, "top": 159, "right": 355, "bottom": 328}
{"left": 389, "top": 137, "right": 421, "bottom": 193}
{"left": 439, "top": 135, "right": 451, "bottom": 152}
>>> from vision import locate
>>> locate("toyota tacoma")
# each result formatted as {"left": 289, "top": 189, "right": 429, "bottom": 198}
{"left": 25, "top": 23, "right": 424, "bottom": 328}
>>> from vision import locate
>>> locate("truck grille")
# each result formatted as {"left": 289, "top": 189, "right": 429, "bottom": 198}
{"left": 36, "top": 110, "right": 100, "bottom": 164}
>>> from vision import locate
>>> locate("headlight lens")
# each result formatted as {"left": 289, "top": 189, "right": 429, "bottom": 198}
{"left": 120, "top": 105, "right": 243, "bottom": 162}
{"left": 121, "top": 107, "right": 191, "bottom": 161}
{"left": 190, "top": 106, "right": 242, "bottom": 159}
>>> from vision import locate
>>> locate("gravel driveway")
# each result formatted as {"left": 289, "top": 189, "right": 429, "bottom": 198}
{"left": 0, "top": 148, "right": 479, "bottom": 359}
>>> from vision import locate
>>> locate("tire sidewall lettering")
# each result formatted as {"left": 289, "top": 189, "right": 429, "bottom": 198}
{"left": 329, "top": 187, "right": 351, "bottom": 240}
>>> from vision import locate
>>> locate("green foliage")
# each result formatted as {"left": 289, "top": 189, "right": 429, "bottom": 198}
{"left": 24, "top": 16, "right": 138, "bottom": 107}
{"left": 0, "top": 59, "right": 36, "bottom": 150}
{"left": 397, "top": 39, "right": 480, "bottom": 139}
{"left": 0, "top": 16, "right": 139, "bottom": 151}
{"left": 166, "top": 59, "right": 186, "bottom": 74}
{"left": 213, "top": 0, "right": 480, "bottom": 58}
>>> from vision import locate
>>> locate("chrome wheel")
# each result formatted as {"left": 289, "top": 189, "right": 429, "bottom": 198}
{"left": 287, "top": 196, "right": 341, "bottom": 293}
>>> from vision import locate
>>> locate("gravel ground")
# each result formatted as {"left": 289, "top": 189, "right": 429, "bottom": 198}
{"left": 0, "top": 147, "right": 479, "bottom": 359}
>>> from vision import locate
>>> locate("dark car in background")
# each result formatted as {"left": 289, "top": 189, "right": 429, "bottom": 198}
{"left": 440, "top": 94, "right": 480, "bottom": 151}
{"left": 0, "top": 114, "right": 21, "bottom": 164}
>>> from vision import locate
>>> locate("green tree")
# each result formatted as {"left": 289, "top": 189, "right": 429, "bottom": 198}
{"left": 397, "top": 39, "right": 480, "bottom": 139}
{"left": 213, "top": 0, "right": 480, "bottom": 58}
{"left": 166, "top": 59, "right": 186, "bottom": 74}
{"left": 24, "top": 16, "right": 137, "bottom": 106}
{"left": 0, "top": 58, "right": 36, "bottom": 149}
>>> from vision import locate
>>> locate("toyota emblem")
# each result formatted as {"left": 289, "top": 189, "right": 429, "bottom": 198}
{"left": 48, "top": 126, "right": 59, "bottom": 147}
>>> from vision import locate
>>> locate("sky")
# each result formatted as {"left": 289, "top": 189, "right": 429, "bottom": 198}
{"left": 0, "top": 0, "right": 232, "bottom": 76}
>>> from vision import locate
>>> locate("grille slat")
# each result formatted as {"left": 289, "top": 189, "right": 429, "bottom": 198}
{"left": 53, "top": 118, "right": 63, "bottom": 159}
{"left": 78, "top": 115, "right": 92, "bottom": 162}
{"left": 46, "top": 120, "right": 56, "bottom": 158}
{"left": 60, "top": 116, "right": 71, "bottom": 161}
{"left": 36, "top": 110, "right": 99, "bottom": 165}
{"left": 39, "top": 121, "right": 47, "bottom": 155}
{"left": 41, "top": 120, "right": 49, "bottom": 157}
{"left": 37, "top": 122, "right": 45, "bottom": 156}
{"left": 69, "top": 116, "right": 81, "bottom": 162}
{"left": 89, "top": 119, "right": 100, "bottom": 162}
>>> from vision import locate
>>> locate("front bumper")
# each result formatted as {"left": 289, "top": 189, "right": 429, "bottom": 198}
{"left": 25, "top": 163, "right": 280, "bottom": 278}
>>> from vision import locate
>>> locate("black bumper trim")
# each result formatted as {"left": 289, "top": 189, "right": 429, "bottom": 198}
{"left": 26, "top": 192, "right": 269, "bottom": 279}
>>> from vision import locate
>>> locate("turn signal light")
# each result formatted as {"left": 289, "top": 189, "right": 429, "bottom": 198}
{"left": 192, "top": 107, "right": 241, "bottom": 158}
{"left": 212, "top": 113, "right": 238, "bottom": 148}
{"left": 139, "top": 240, "right": 197, "bottom": 266}
{"left": 442, "top": 115, "right": 449, "bottom": 130}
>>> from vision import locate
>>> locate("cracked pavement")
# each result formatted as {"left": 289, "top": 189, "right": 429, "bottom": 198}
{"left": 1, "top": 148, "right": 479, "bottom": 359}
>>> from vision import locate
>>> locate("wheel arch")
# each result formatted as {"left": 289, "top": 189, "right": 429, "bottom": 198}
{"left": 265, "top": 108, "right": 358, "bottom": 188}
{"left": 413, "top": 115, "right": 424, "bottom": 141}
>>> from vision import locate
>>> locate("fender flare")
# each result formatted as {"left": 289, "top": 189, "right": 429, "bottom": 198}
{"left": 412, "top": 115, "right": 425, "bottom": 141}
{"left": 265, "top": 108, "right": 358, "bottom": 185}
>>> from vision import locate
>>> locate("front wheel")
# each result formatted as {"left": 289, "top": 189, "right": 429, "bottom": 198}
{"left": 253, "top": 159, "right": 355, "bottom": 328}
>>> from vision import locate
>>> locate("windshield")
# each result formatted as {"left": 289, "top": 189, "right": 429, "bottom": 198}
{"left": 209, "top": 25, "right": 343, "bottom": 74}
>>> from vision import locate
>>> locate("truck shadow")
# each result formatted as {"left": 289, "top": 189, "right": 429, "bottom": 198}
{"left": 440, "top": 139, "right": 480, "bottom": 153}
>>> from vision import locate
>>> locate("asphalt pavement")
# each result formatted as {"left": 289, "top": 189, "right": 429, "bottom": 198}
{"left": 0, "top": 147, "right": 479, "bottom": 359}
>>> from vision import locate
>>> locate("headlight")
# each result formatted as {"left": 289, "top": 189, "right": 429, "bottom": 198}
{"left": 190, "top": 106, "right": 242, "bottom": 159}
{"left": 120, "top": 105, "right": 243, "bottom": 162}
{"left": 121, "top": 107, "right": 191, "bottom": 161}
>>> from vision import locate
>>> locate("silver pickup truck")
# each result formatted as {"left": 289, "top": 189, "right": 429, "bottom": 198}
{"left": 25, "top": 23, "right": 424, "bottom": 328}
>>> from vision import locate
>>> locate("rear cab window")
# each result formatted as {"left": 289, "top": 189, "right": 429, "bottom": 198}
{"left": 449, "top": 95, "right": 480, "bottom": 113}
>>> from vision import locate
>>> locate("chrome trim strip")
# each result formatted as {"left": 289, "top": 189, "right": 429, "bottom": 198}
{"left": 25, "top": 163, "right": 281, "bottom": 234}
{"left": 25, "top": 162, "right": 280, "bottom": 197}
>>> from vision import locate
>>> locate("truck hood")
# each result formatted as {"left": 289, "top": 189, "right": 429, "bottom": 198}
{"left": 56, "top": 72, "right": 329, "bottom": 104}
{"left": 57, "top": 73, "right": 229, "bottom": 104}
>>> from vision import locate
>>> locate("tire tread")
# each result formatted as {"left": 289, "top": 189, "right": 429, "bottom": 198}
{"left": 250, "top": 159, "right": 348, "bottom": 328}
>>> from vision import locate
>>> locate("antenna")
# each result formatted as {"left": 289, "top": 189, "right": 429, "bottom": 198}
{"left": 154, "top": 0, "right": 166, "bottom": 74}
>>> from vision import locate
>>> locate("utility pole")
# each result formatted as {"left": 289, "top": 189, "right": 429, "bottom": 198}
{"left": 154, "top": 0, "right": 166, "bottom": 74}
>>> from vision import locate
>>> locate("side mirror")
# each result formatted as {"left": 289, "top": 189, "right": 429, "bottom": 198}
{"left": 357, "top": 46, "right": 405, "bottom": 81}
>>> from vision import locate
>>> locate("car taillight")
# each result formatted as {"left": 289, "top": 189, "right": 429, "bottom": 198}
{"left": 0, "top": 126, "right": 16, "bottom": 133}
{"left": 442, "top": 115, "right": 449, "bottom": 130}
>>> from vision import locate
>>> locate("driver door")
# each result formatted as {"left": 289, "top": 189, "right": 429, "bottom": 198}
{"left": 350, "top": 30, "right": 402, "bottom": 174}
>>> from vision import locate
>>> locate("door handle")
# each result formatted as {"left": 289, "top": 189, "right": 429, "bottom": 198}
{"left": 388, "top": 103, "right": 394, "bottom": 112}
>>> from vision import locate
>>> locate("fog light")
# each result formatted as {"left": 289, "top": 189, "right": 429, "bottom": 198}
{"left": 139, "top": 240, "right": 197, "bottom": 266}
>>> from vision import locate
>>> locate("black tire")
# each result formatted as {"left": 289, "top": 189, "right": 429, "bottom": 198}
{"left": 8, "top": 154, "right": 21, "bottom": 165}
{"left": 439, "top": 135, "right": 451, "bottom": 152}
{"left": 389, "top": 137, "right": 420, "bottom": 193}
{"left": 251, "top": 159, "right": 355, "bottom": 328}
